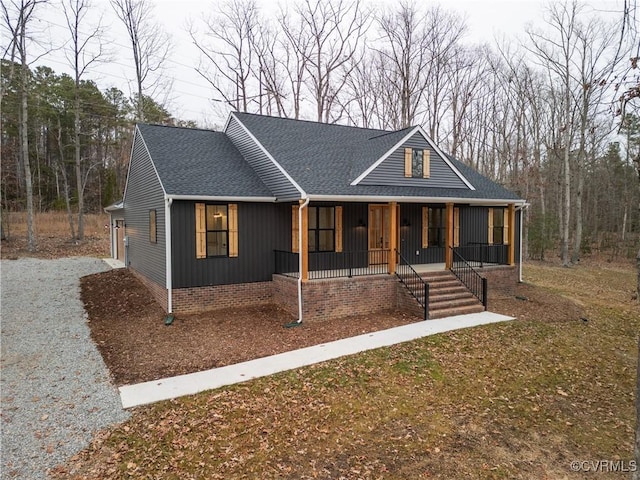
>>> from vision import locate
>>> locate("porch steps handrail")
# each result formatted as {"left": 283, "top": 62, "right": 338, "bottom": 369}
{"left": 395, "top": 249, "right": 429, "bottom": 320}
{"left": 450, "top": 247, "right": 488, "bottom": 310}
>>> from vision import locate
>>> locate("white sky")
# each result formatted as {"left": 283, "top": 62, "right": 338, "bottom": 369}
{"left": 27, "top": 0, "right": 626, "bottom": 127}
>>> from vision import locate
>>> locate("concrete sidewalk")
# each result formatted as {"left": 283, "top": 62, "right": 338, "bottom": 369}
{"left": 119, "top": 311, "right": 515, "bottom": 408}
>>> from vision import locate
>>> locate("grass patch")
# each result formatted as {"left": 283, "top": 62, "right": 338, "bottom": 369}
{"left": 54, "top": 261, "right": 639, "bottom": 479}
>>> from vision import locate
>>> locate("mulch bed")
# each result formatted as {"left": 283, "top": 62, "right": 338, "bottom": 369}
{"left": 81, "top": 269, "right": 422, "bottom": 386}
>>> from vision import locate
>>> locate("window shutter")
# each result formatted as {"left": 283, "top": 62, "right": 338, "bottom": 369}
{"left": 422, "top": 149, "right": 430, "bottom": 178}
{"left": 228, "top": 203, "right": 238, "bottom": 257}
{"left": 488, "top": 208, "right": 494, "bottom": 245}
{"left": 404, "top": 148, "right": 412, "bottom": 177}
{"left": 503, "top": 208, "right": 509, "bottom": 245}
{"left": 454, "top": 207, "right": 460, "bottom": 247}
{"left": 335, "top": 206, "right": 343, "bottom": 253}
{"left": 195, "top": 203, "right": 206, "bottom": 259}
{"left": 292, "top": 205, "right": 300, "bottom": 252}
{"left": 422, "top": 206, "right": 429, "bottom": 248}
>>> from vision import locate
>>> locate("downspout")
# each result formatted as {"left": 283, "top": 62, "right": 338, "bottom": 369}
{"left": 165, "top": 197, "right": 173, "bottom": 315}
{"left": 297, "top": 196, "right": 310, "bottom": 323}
{"left": 516, "top": 204, "right": 528, "bottom": 283}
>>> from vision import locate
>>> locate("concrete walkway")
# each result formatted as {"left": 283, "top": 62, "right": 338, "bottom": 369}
{"left": 120, "top": 311, "right": 514, "bottom": 408}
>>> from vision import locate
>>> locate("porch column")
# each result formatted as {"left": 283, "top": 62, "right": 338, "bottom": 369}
{"left": 300, "top": 200, "right": 309, "bottom": 281}
{"left": 445, "top": 202, "right": 454, "bottom": 269}
{"left": 508, "top": 203, "right": 516, "bottom": 266}
{"left": 389, "top": 201, "right": 397, "bottom": 274}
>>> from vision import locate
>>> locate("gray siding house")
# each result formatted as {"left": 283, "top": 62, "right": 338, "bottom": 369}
{"left": 111, "top": 112, "right": 526, "bottom": 321}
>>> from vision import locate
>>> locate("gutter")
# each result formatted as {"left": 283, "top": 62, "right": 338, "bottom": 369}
{"left": 307, "top": 194, "right": 527, "bottom": 206}
{"left": 165, "top": 194, "right": 277, "bottom": 203}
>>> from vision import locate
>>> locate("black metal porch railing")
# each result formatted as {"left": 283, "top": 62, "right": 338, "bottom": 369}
{"left": 450, "top": 247, "right": 487, "bottom": 310}
{"left": 273, "top": 249, "right": 391, "bottom": 279}
{"left": 395, "top": 249, "right": 429, "bottom": 320}
{"left": 454, "top": 243, "right": 508, "bottom": 268}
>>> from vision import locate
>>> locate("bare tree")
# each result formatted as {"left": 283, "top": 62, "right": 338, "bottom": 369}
{"left": 281, "top": 0, "right": 370, "bottom": 123}
{"left": 190, "top": 0, "right": 259, "bottom": 114}
{"left": 62, "top": 0, "right": 106, "bottom": 240}
{"left": 110, "top": 0, "right": 171, "bottom": 121}
{"left": 1, "top": 0, "right": 50, "bottom": 251}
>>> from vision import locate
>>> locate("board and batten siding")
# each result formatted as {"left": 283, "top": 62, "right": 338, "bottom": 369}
{"left": 171, "top": 201, "right": 290, "bottom": 288}
{"left": 123, "top": 132, "right": 166, "bottom": 287}
{"left": 225, "top": 116, "right": 300, "bottom": 200}
{"left": 359, "top": 131, "right": 469, "bottom": 189}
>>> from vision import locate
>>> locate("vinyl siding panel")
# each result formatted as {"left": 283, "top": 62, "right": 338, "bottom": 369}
{"left": 123, "top": 133, "right": 166, "bottom": 286}
{"left": 171, "top": 201, "right": 290, "bottom": 288}
{"left": 360, "top": 131, "right": 469, "bottom": 189}
{"left": 225, "top": 116, "right": 300, "bottom": 199}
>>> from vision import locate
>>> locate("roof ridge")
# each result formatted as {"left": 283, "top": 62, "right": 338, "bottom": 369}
{"left": 233, "top": 111, "right": 390, "bottom": 135}
{"left": 367, "top": 126, "right": 414, "bottom": 140}
{"left": 137, "top": 123, "right": 220, "bottom": 133}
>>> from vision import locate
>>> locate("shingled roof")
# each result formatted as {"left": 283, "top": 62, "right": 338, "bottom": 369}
{"left": 136, "top": 123, "right": 273, "bottom": 198}
{"left": 135, "top": 114, "right": 523, "bottom": 203}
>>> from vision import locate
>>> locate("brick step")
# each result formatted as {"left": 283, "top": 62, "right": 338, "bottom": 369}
{"left": 429, "top": 296, "right": 481, "bottom": 310}
{"left": 429, "top": 291, "right": 478, "bottom": 303}
{"left": 428, "top": 303, "right": 485, "bottom": 320}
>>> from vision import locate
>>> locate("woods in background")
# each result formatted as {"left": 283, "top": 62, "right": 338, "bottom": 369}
{"left": 1, "top": 0, "right": 639, "bottom": 263}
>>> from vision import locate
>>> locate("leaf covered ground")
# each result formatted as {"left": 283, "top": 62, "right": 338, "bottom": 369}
{"left": 54, "top": 261, "right": 639, "bottom": 479}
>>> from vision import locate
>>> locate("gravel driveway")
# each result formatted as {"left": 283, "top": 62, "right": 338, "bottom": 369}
{"left": 1, "top": 257, "right": 130, "bottom": 480}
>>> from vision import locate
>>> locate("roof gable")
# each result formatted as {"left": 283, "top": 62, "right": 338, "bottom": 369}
{"left": 352, "top": 126, "right": 474, "bottom": 190}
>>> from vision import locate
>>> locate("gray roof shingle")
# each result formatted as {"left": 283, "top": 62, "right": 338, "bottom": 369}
{"left": 136, "top": 115, "right": 523, "bottom": 203}
{"left": 137, "top": 123, "right": 274, "bottom": 197}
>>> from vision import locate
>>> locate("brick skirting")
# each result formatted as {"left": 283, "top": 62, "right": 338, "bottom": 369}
{"left": 479, "top": 265, "right": 518, "bottom": 297}
{"left": 171, "top": 281, "right": 273, "bottom": 314}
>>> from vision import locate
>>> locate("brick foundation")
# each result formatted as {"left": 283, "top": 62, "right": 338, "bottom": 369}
{"left": 171, "top": 281, "right": 273, "bottom": 314}
{"left": 273, "top": 274, "right": 412, "bottom": 322}
{"left": 479, "top": 265, "right": 519, "bottom": 297}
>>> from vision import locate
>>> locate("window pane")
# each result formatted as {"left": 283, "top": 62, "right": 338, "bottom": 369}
{"left": 429, "top": 227, "right": 444, "bottom": 247}
{"left": 206, "top": 205, "right": 227, "bottom": 230}
{"left": 493, "top": 227, "right": 504, "bottom": 245}
{"left": 207, "top": 231, "right": 228, "bottom": 256}
{"left": 319, "top": 230, "right": 334, "bottom": 251}
{"left": 318, "top": 207, "right": 334, "bottom": 228}
{"left": 308, "top": 206, "right": 317, "bottom": 229}
{"left": 412, "top": 149, "right": 423, "bottom": 178}
{"left": 429, "top": 208, "right": 444, "bottom": 228}
{"left": 493, "top": 208, "right": 504, "bottom": 227}
{"left": 309, "top": 231, "right": 317, "bottom": 252}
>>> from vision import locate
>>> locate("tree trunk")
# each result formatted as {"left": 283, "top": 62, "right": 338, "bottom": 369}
{"left": 57, "top": 117, "right": 76, "bottom": 239}
{"left": 20, "top": 42, "right": 36, "bottom": 252}
{"left": 571, "top": 166, "right": 583, "bottom": 264}
{"left": 74, "top": 89, "right": 84, "bottom": 240}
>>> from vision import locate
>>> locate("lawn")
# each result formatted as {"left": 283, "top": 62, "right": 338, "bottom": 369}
{"left": 54, "top": 260, "right": 639, "bottom": 479}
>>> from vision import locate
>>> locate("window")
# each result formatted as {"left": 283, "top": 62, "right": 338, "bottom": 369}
{"left": 404, "top": 147, "right": 430, "bottom": 178}
{"left": 428, "top": 207, "right": 445, "bottom": 247}
{"left": 488, "top": 207, "right": 508, "bottom": 245}
{"left": 206, "top": 205, "right": 228, "bottom": 256}
{"left": 149, "top": 209, "right": 157, "bottom": 243}
{"left": 195, "top": 203, "right": 238, "bottom": 258}
{"left": 308, "top": 206, "right": 335, "bottom": 252}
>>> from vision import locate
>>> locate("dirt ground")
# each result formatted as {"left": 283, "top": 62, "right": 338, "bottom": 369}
{"left": 82, "top": 269, "right": 423, "bottom": 385}
{"left": 81, "top": 266, "right": 586, "bottom": 386}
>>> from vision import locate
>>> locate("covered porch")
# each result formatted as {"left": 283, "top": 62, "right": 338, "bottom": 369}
{"left": 274, "top": 200, "right": 519, "bottom": 280}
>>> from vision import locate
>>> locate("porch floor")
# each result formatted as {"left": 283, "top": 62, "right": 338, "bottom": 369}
{"left": 119, "top": 310, "right": 515, "bottom": 408}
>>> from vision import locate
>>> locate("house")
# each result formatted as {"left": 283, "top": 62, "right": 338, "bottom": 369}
{"left": 107, "top": 112, "right": 526, "bottom": 321}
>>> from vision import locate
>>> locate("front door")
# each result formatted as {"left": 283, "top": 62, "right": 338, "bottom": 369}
{"left": 368, "top": 205, "right": 390, "bottom": 265}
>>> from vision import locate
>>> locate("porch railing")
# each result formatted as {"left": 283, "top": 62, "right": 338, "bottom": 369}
{"left": 396, "top": 249, "right": 429, "bottom": 320}
{"left": 273, "top": 249, "right": 390, "bottom": 279}
{"left": 454, "top": 243, "right": 508, "bottom": 268}
{"left": 450, "top": 247, "right": 487, "bottom": 310}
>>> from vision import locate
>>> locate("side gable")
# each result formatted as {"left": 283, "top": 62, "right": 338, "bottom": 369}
{"left": 225, "top": 114, "right": 303, "bottom": 200}
{"left": 123, "top": 126, "right": 167, "bottom": 287}
{"left": 352, "top": 127, "right": 473, "bottom": 190}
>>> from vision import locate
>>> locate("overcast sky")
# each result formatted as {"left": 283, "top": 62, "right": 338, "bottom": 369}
{"left": 29, "top": 0, "right": 625, "bottom": 127}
